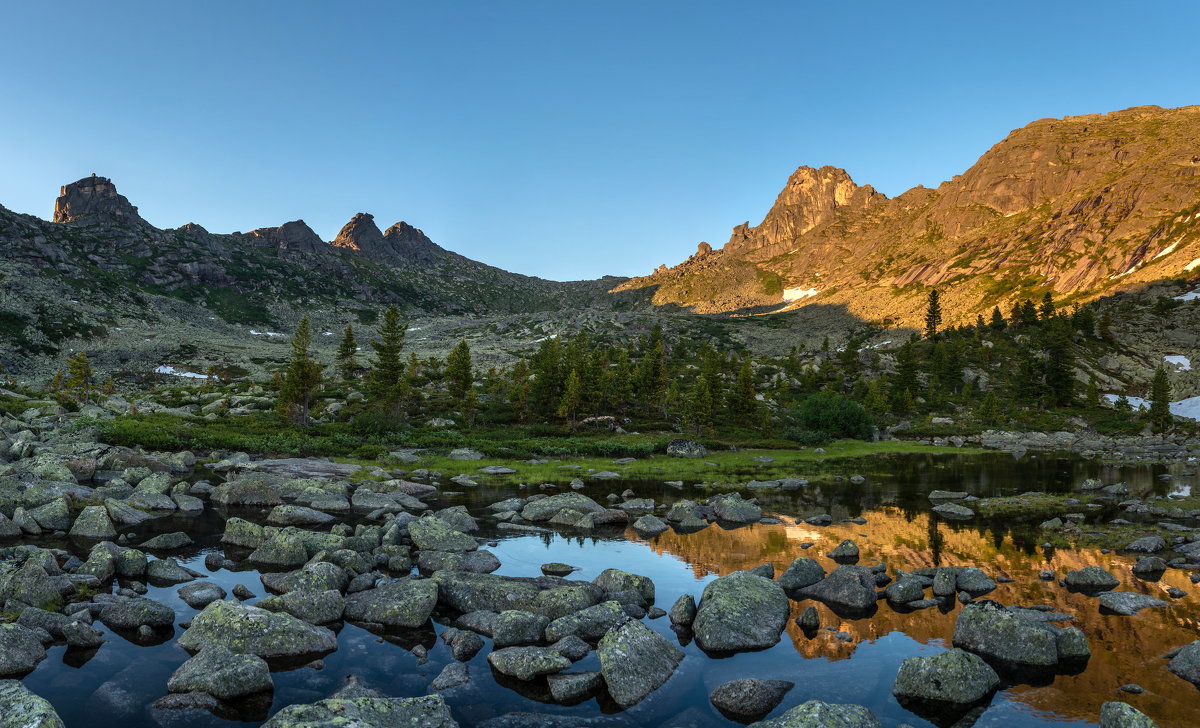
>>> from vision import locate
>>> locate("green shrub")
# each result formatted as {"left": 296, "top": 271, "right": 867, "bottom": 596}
{"left": 783, "top": 393, "right": 874, "bottom": 442}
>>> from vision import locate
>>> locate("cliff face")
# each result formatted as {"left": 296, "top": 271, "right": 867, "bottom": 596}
{"left": 53, "top": 175, "right": 144, "bottom": 226}
{"left": 617, "top": 105, "right": 1200, "bottom": 325}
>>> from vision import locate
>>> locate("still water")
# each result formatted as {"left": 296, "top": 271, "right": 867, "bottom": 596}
{"left": 16, "top": 453, "right": 1200, "bottom": 727}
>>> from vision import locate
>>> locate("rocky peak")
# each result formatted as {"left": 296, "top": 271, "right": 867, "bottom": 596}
{"left": 53, "top": 174, "right": 145, "bottom": 226}
{"left": 723, "top": 165, "right": 886, "bottom": 258}
{"left": 383, "top": 221, "right": 444, "bottom": 265}
{"left": 245, "top": 219, "right": 325, "bottom": 253}
{"left": 331, "top": 213, "right": 387, "bottom": 257}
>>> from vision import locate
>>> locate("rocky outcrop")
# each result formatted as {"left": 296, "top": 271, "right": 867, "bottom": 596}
{"left": 331, "top": 213, "right": 388, "bottom": 257}
{"left": 52, "top": 175, "right": 144, "bottom": 226}
{"left": 243, "top": 220, "right": 326, "bottom": 253}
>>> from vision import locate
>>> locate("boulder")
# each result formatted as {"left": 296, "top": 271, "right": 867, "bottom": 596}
{"left": 545, "top": 601, "right": 630, "bottom": 643}
{"left": 178, "top": 582, "right": 228, "bottom": 609}
{"left": 794, "top": 566, "right": 877, "bottom": 614}
{"left": 709, "top": 679, "right": 794, "bottom": 722}
{"left": 668, "top": 594, "right": 696, "bottom": 626}
{"left": 951, "top": 601, "right": 1087, "bottom": 668}
{"left": 68, "top": 506, "right": 116, "bottom": 540}
{"left": 777, "top": 557, "right": 825, "bottom": 591}
{"left": 709, "top": 494, "right": 762, "bottom": 523}
{"left": 0, "top": 680, "right": 65, "bottom": 728}
{"left": 167, "top": 645, "right": 273, "bottom": 699}
{"left": 99, "top": 597, "right": 175, "bottom": 630}
{"left": 487, "top": 646, "right": 570, "bottom": 681}
{"left": 1098, "top": 702, "right": 1161, "bottom": 728}
{"left": 692, "top": 571, "right": 788, "bottom": 652}
{"left": 520, "top": 494, "right": 605, "bottom": 522}
{"left": 1166, "top": 640, "right": 1200, "bottom": 687}
{"left": 432, "top": 572, "right": 599, "bottom": 619}
{"left": 892, "top": 648, "right": 1000, "bottom": 706}
{"left": 597, "top": 620, "right": 683, "bottom": 707}
{"left": 0, "top": 624, "right": 47, "bottom": 677}
{"left": 1098, "top": 592, "right": 1168, "bottom": 616}
{"left": 177, "top": 600, "right": 337, "bottom": 659}
{"left": 344, "top": 579, "right": 437, "bottom": 628}
{"left": 409, "top": 517, "right": 478, "bottom": 552}
{"left": 747, "top": 700, "right": 882, "bottom": 727}
{"left": 260, "top": 694, "right": 458, "bottom": 728}
{"left": 666, "top": 439, "right": 707, "bottom": 458}
{"left": 592, "top": 569, "right": 655, "bottom": 604}
{"left": 1063, "top": 566, "right": 1119, "bottom": 592}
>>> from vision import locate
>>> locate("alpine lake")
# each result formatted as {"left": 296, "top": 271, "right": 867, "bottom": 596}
{"left": 10, "top": 449, "right": 1200, "bottom": 728}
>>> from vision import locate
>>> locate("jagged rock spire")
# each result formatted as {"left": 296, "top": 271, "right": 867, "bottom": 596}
{"left": 53, "top": 174, "right": 145, "bottom": 226}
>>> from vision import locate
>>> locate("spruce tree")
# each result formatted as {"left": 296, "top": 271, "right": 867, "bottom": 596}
{"left": 682, "top": 373, "right": 714, "bottom": 434}
{"left": 978, "top": 390, "right": 1000, "bottom": 424}
{"left": 557, "top": 368, "right": 583, "bottom": 428}
{"left": 446, "top": 339, "right": 474, "bottom": 404}
{"left": 336, "top": 325, "right": 359, "bottom": 381}
{"left": 277, "top": 316, "right": 323, "bottom": 427}
{"left": 924, "top": 289, "right": 942, "bottom": 338}
{"left": 367, "top": 306, "right": 405, "bottom": 404}
{"left": 1042, "top": 319, "right": 1076, "bottom": 406}
{"left": 989, "top": 306, "right": 1006, "bottom": 331}
{"left": 1039, "top": 291, "right": 1056, "bottom": 320}
{"left": 637, "top": 339, "right": 668, "bottom": 415}
{"left": 729, "top": 356, "right": 758, "bottom": 423}
{"left": 1149, "top": 367, "right": 1172, "bottom": 430}
{"left": 1085, "top": 373, "right": 1100, "bottom": 408}
{"left": 65, "top": 352, "right": 94, "bottom": 403}
{"left": 864, "top": 377, "right": 889, "bottom": 414}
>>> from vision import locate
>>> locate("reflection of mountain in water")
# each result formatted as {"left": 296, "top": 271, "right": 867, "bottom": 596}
{"left": 637, "top": 507, "right": 1200, "bottom": 728}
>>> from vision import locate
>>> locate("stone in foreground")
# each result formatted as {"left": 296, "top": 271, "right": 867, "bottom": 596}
{"left": 892, "top": 648, "right": 1000, "bottom": 706}
{"left": 747, "top": 700, "right": 883, "bottom": 727}
{"left": 709, "top": 678, "right": 794, "bottom": 722}
{"left": 1099, "top": 702, "right": 1160, "bottom": 727}
{"left": 177, "top": 600, "right": 337, "bottom": 659}
{"left": 597, "top": 620, "right": 683, "bottom": 707}
{"left": 167, "top": 645, "right": 273, "bottom": 699}
{"left": 692, "top": 570, "right": 788, "bottom": 653}
{"left": 487, "top": 646, "right": 570, "bottom": 681}
{"left": 261, "top": 694, "right": 459, "bottom": 728}
{"left": 0, "top": 680, "right": 65, "bottom": 728}
{"left": 1167, "top": 640, "right": 1200, "bottom": 687}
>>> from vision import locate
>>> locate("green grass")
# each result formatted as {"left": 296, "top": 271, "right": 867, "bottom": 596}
{"left": 339, "top": 440, "right": 984, "bottom": 483}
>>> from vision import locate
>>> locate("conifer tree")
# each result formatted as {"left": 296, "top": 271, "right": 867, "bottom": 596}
{"left": 446, "top": 340, "right": 474, "bottom": 404}
{"left": 924, "top": 289, "right": 942, "bottom": 338}
{"left": 65, "top": 352, "right": 94, "bottom": 402}
{"left": 682, "top": 373, "right": 714, "bottom": 434}
{"left": 336, "top": 325, "right": 359, "bottom": 380}
{"left": 1039, "top": 291, "right": 1056, "bottom": 320}
{"left": 367, "top": 306, "right": 405, "bottom": 403}
{"left": 989, "top": 306, "right": 1006, "bottom": 331}
{"left": 1149, "top": 367, "right": 1172, "bottom": 430}
{"left": 729, "top": 356, "right": 758, "bottom": 423}
{"left": 557, "top": 368, "right": 583, "bottom": 428}
{"left": 978, "top": 390, "right": 1000, "bottom": 424}
{"left": 1042, "top": 319, "right": 1076, "bottom": 406}
{"left": 277, "top": 316, "right": 323, "bottom": 427}
{"left": 1085, "top": 372, "right": 1100, "bottom": 408}
{"left": 637, "top": 339, "right": 668, "bottom": 415}
{"left": 864, "top": 377, "right": 889, "bottom": 414}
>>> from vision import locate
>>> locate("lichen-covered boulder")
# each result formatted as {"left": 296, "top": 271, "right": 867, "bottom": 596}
{"left": 1098, "top": 702, "right": 1161, "bottom": 728}
{"left": 432, "top": 571, "right": 599, "bottom": 619}
{"left": 519, "top": 493, "right": 605, "bottom": 522}
{"left": 592, "top": 569, "right": 655, "bottom": 604}
{"left": 710, "top": 678, "right": 794, "bottom": 722}
{"left": 597, "top": 620, "right": 683, "bottom": 707}
{"left": 0, "top": 680, "right": 65, "bottom": 728}
{"left": 708, "top": 494, "right": 762, "bottom": 523}
{"left": 892, "top": 648, "right": 1000, "bottom": 706}
{"left": 748, "top": 700, "right": 882, "bottom": 728}
{"left": 177, "top": 600, "right": 337, "bottom": 659}
{"left": 1167, "top": 640, "right": 1200, "bottom": 687}
{"left": 487, "top": 646, "right": 570, "bottom": 681}
{"left": 794, "top": 565, "right": 877, "bottom": 614}
{"left": 1063, "top": 566, "right": 1120, "bottom": 592}
{"left": 344, "top": 579, "right": 436, "bottom": 628}
{"left": 693, "top": 571, "right": 788, "bottom": 652}
{"left": 951, "top": 601, "right": 1087, "bottom": 668}
{"left": 167, "top": 644, "right": 273, "bottom": 699}
{"left": 545, "top": 601, "right": 630, "bottom": 643}
{"left": 99, "top": 596, "right": 176, "bottom": 630}
{"left": 260, "top": 694, "right": 458, "bottom": 728}
{"left": 409, "top": 517, "right": 478, "bottom": 552}
{"left": 0, "top": 624, "right": 47, "bottom": 677}
{"left": 777, "top": 557, "right": 826, "bottom": 591}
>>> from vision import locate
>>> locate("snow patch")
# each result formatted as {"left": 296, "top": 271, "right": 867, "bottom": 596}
{"left": 782, "top": 287, "right": 820, "bottom": 301}
{"left": 1165, "top": 355, "right": 1192, "bottom": 371}
{"left": 1175, "top": 289, "right": 1200, "bottom": 301}
{"left": 155, "top": 365, "right": 209, "bottom": 380}
{"left": 533, "top": 334, "right": 559, "bottom": 343}
{"left": 1153, "top": 238, "right": 1182, "bottom": 259}
{"left": 250, "top": 330, "right": 284, "bottom": 337}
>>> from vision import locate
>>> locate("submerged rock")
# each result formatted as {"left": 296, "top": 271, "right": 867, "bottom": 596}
{"left": 709, "top": 678, "right": 794, "bottom": 722}
{"left": 747, "top": 700, "right": 882, "bottom": 727}
{"left": 1098, "top": 592, "right": 1168, "bottom": 616}
{"left": 892, "top": 648, "right": 999, "bottom": 706}
{"left": 597, "top": 620, "right": 684, "bottom": 707}
{"left": 0, "top": 680, "right": 65, "bottom": 728}
{"left": 692, "top": 571, "right": 788, "bottom": 652}
{"left": 260, "top": 694, "right": 458, "bottom": 728}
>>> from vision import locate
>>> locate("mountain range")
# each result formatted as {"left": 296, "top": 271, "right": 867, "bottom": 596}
{"left": 2, "top": 104, "right": 1199, "bottom": 382}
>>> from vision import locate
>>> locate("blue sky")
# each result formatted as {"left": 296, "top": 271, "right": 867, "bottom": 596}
{"left": 2, "top": 2, "right": 1197, "bottom": 280}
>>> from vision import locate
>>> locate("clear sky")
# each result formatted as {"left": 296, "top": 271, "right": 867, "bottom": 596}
{"left": 1, "top": 2, "right": 1197, "bottom": 280}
